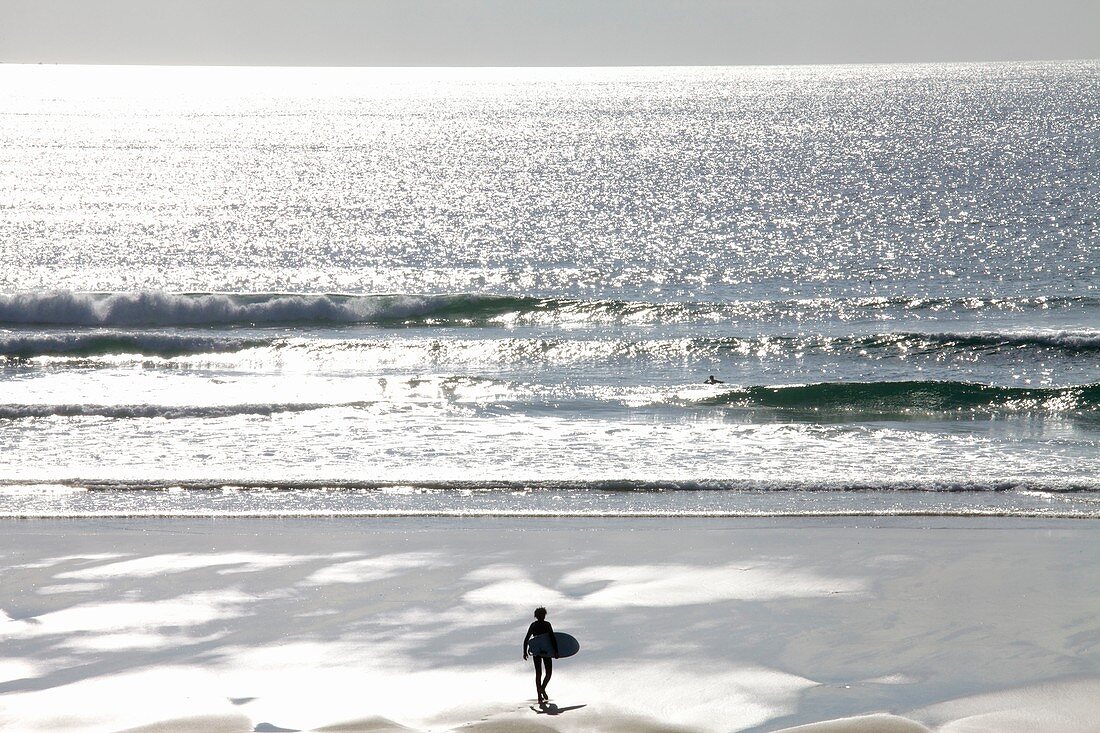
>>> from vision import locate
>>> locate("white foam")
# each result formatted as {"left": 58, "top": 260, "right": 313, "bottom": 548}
{"left": 0, "top": 402, "right": 363, "bottom": 420}
{"left": 0, "top": 291, "right": 470, "bottom": 327}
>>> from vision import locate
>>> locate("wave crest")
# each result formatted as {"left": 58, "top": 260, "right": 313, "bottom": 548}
{"left": 3, "top": 291, "right": 1097, "bottom": 328}
{"left": 0, "top": 291, "right": 540, "bottom": 327}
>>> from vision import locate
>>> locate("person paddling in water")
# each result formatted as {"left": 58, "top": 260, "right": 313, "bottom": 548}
{"left": 522, "top": 606, "right": 559, "bottom": 703}
{"left": 704, "top": 374, "right": 724, "bottom": 384}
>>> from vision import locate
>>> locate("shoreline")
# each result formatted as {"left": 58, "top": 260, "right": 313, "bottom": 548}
{"left": 2, "top": 511, "right": 1099, "bottom": 519}
{"left": 2, "top": 516, "right": 1098, "bottom": 732}
{"left": 3, "top": 485, "right": 1099, "bottom": 521}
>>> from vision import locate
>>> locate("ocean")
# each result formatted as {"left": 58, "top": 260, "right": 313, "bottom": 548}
{"left": 1, "top": 62, "right": 1098, "bottom": 517}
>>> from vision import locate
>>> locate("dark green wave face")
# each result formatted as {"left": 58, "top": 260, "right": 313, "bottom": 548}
{"left": 698, "top": 381, "right": 1100, "bottom": 415}
{"left": 0, "top": 333, "right": 270, "bottom": 359}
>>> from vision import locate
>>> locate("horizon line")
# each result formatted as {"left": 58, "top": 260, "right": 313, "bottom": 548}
{"left": 3, "top": 56, "right": 1099, "bottom": 70}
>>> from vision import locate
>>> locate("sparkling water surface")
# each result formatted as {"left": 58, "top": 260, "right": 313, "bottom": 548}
{"left": 1, "top": 63, "right": 1098, "bottom": 516}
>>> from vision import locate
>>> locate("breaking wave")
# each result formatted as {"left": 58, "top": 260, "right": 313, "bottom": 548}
{"left": 0, "top": 291, "right": 542, "bottom": 327}
{"left": 1, "top": 291, "right": 1097, "bottom": 328}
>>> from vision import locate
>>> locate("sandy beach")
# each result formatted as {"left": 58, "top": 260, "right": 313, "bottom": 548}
{"left": 1, "top": 517, "right": 1097, "bottom": 732}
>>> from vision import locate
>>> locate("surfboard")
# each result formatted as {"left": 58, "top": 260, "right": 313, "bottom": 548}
{"left": 527, "top": 632, "right": 579, "bottom": 658}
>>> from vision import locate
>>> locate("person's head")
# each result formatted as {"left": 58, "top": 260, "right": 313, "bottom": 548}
{"left": 534, "top": 606, "right": 547, "bottom": 620}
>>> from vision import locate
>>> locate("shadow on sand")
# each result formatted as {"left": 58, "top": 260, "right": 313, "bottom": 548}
{"left": 529, "top": 702, "right": 587, "bottom": 716}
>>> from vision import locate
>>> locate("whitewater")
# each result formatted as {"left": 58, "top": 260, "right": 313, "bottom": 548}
{"left": 1, "top": 62, "right": 1098, "bottom": 517}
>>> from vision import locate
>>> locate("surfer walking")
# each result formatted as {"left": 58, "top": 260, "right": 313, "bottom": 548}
{"left": 522, "top": 606, "right": 559, "bottom": 703}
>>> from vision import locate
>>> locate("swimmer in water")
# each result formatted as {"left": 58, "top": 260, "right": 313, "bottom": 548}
{"left": 704, "top": 375, "right": 724, "bottom": 384}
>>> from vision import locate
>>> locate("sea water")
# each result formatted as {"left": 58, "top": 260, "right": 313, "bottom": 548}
{"left": 1, "top": 63, "right": 1098, "bottom": 517}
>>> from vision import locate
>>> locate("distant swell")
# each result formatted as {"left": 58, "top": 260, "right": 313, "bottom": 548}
{"left": 1, "top": 291, "right": 1096, "bottom": 328}
{"left": 864, "top": 330, "right": 1100, "bottom": 354}
{"left": 698, "top": 380, "right": 1100, "bottom": 413}
{"left": 12, "top": 477, "right": 1095, "bottom": 493}
{"left": 0, "top": 402, "right": 369, "bottom": 420}
{"left": 0, "top": 332, "right": 267, "bottom": 359}
{"left": 4, "top": 330, "right": 1100, "bottom": 362}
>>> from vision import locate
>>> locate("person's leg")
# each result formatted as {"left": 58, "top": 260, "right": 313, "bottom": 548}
{"left": 542, "top": 657, "right": 553, "bottom": 698}
{"left": 534, "top": 656, "right": 544, "bottom": 700}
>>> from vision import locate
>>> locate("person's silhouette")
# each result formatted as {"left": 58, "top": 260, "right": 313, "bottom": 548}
{"left": 522, "top": 606, "right": 559, "bottom": 703}
{"left": 704, "top": 375, "right": 724, "bottom": 384}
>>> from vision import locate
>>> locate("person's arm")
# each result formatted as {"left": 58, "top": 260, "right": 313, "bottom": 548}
{"left": 523, "top": 623, "right": 534, "bottom": 660}
{"left": 547, "top": 623, "right": 559, "bottom": 659}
